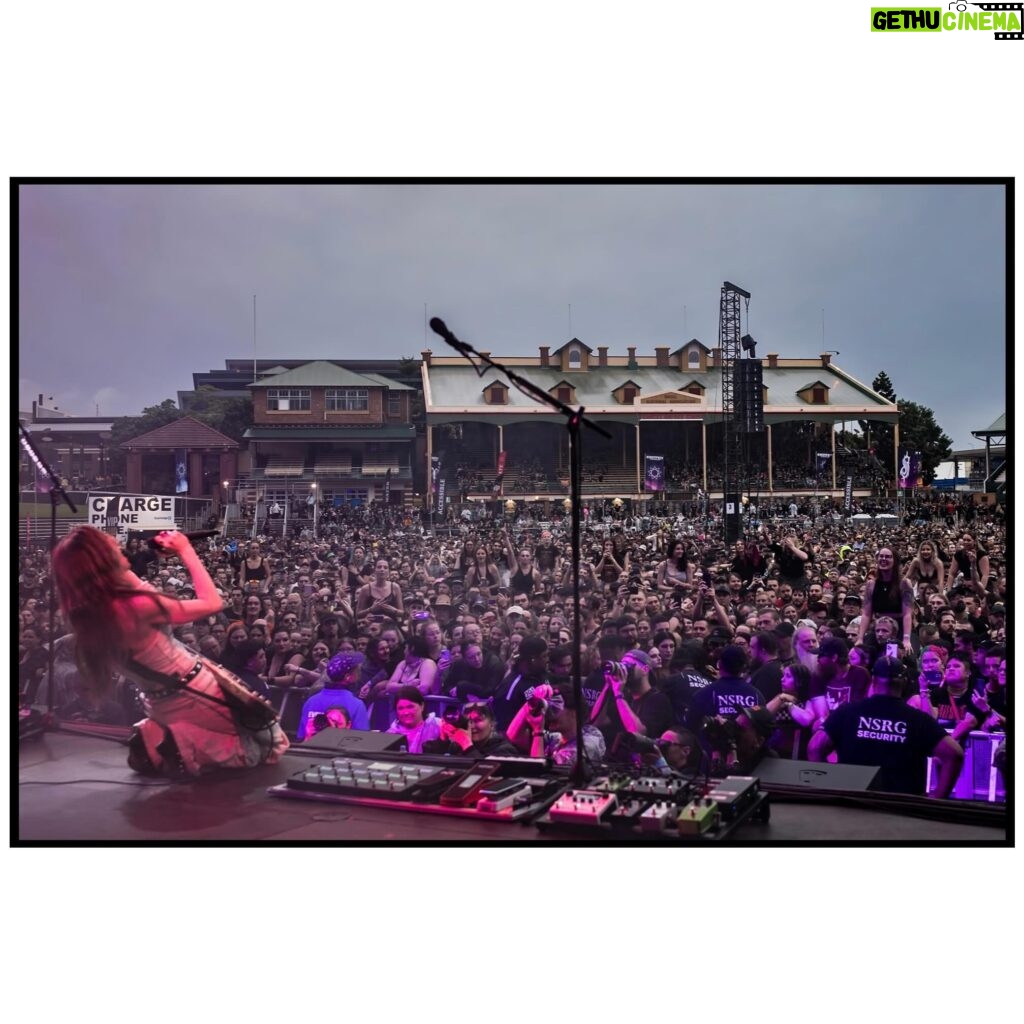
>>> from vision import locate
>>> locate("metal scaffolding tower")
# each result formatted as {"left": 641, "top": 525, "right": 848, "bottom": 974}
{"left": 719, "top": 281, "right": 750, "bottom": 542}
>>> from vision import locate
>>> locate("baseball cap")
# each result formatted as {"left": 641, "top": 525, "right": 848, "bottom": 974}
{"left": 871, "top": 655, "right": 906, "bottom": 681}
{"left": 434, "top": 594, "right": 452, "bottom": 606}
{"left": 623, "top": 649, "right": 653, "bottom": 670}
{"left": 507, "top": 605, "right": 527, "bottom": 617}
{"left": 991, "top": 603, "right": 1005, "bottom": 615}
{"left": 842, "top": 593, "right": 862, "bottom": 605}
{"left": 326, "top": 650, "right": 366, "bottom": 681}
{"left": 818, "top": 636, "right": 849, "bottom": 659}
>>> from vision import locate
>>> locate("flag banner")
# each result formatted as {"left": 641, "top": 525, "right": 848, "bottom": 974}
{"left": 815, "top": 452, "right": 832, "bottom": 476}
{"left": 174, "top": 448, "right": 189, "bottom": 494}
{"left": 430, "top": 455, "right": 441, "bottom": 495}
{"left": 497, "top": 451, "right": 506, "bottom": 477}
{"left": 844, "top": 475, "right": 854, "bottom": 512}
{"left": 384, "top": 468, "right": 391, "bottom": 505}
{"left": 898, "top": 448, "right": 922, "bottom": 489}
{"left": 436, "top": 477, "right": 446, "bottom": 515}
{"left": 644, "top": 454, "right": 665, "bottom": 492}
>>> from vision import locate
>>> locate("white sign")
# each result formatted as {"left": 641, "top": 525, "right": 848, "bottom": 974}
{"left": 725, "top": 502, "right": 735, "bottom": 515}
{"left": 88, "top": 494, "right": 176, "bottom": 536}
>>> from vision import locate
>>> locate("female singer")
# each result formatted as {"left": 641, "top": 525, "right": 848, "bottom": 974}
{"left": 51, "top": 526, "right": 288, "bottom": 778}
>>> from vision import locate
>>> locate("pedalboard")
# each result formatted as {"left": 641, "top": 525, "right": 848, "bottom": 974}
{"left": 537, "top": 774, "right": 768, "bottom": 840}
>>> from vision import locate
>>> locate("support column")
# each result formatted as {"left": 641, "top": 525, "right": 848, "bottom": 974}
{"left": 767, "top": 424, "right": 773, "bottom": 492}
{"left": 893, "top": 423, "right": 900, "bottom": 496}
{"left": 497, "top": 424, "right": 503, "bottom": 460}
{"left": 701, "top": 421, "right": 708, "bottom": 492}
{"left": 635, "top": 423, "right": 641, "bottom": 494}
{"left": 188, "top": 450, "right": 204, "bottom": 499}
{"left": 126, "top": 451, "right": 143, "bottom": 493}
{"left": 831, "top": 422, "right": 837, "bottom": 490}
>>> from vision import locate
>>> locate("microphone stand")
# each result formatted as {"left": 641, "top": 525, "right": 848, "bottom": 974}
{"left": 430, "top": 318, "right": 612, "bottom": 788}
{"left": 18, "top": 421, "right": 79, "bottom": 723}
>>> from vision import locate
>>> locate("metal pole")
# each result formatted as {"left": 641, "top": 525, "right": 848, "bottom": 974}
{"left": 831, "top": 421, "right": 837, "bottom": 491}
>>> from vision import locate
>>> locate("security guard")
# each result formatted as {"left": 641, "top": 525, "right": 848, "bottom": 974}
{"left": 808, "top": 656, "right": 963, "bottom": 797}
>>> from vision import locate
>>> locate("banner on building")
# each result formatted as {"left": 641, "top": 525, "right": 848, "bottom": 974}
{"left": 430, "top": 455, "right": 441, "bottom": 495}
{"left": 87, "top": 494, "right": 176, "bottom": 540}
{"left": 174, "top": 448, "right": 189, "bottom": 494}
{"left": 898, "top": 448, "right": 923, "bottom": 490}
{"left": 384, "top": 467, "right": 391, "bottom": 505}
{"left": 644, "top": 454, "right": 665, "bottom": 492}
{"left": 815, "top": 452, "right": 833, "bottom": 477}
{"left": 435, "top": 477, "right": 446, "bottom": 515}
{"left": 844, "top": 475, "right": 854, "bottom": 512}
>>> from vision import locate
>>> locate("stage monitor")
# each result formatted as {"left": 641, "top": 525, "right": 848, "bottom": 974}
{"left": 754, "top": 758, "right": 880, "bottom": 792}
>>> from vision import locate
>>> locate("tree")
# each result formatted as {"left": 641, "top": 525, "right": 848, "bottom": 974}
{"left": 896, "top": 400, "right": 952, "bottom": 484}
{"left": 105, "top": 399, "right": 183, "bottom": 477}
{"left": 104, "top": 393, "right": 254, "bottom": 478}
{"left": 872, "top": 371, "right": 897, "bottom": 402}
{"left": 855, "top": 369, "right": 952, "bottom": 483}
{"left": 182, "top": 388, "right": 253, "bottom": 442}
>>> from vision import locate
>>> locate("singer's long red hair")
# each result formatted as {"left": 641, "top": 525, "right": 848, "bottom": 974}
{"left": 51, "top": 526, "right": 168, "bottom": 696}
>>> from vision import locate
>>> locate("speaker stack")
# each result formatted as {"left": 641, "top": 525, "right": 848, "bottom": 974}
{"left": 734, "top": 361, "right": 765, "bottom": 433}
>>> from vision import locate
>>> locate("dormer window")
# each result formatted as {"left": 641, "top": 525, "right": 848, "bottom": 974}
{"left": 687, "top": 349, "right": 700, "bottom": 368}
{"left": 484, "top": 381, "right": 509, "bottom": 405}
{"left": 549, "top": 380, "right": 577, "bottom": 405}
{"left": 612, "top": 380, "right": 641, "bottom": 405}
{"left": 568, "top": 348, "right": 582, "bottom": 370}
{"left": 796, "top": 381, "right": 830, "bottom": 406}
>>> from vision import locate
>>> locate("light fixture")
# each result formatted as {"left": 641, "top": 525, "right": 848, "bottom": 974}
{"left": 740, "top": 334, "right": 757, "bottom": 356}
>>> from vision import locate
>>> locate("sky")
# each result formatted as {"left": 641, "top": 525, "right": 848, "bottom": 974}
{"left": 18, "top": 181, "right": 1006, "bottom": 450}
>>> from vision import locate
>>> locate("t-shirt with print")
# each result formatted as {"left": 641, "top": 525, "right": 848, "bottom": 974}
{"left": 685, "top": 675, "right": 766, "bottom": 732}
{"left": 823, "top": 694, "right": 949, "bottom": 795}
{"left": 809, "top": 666, "right": 871, "bottom": 713}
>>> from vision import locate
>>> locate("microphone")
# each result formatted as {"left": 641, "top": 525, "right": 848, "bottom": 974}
{"left": 147, "top": 529, "right": 219, "bottom": 551}
{"left": 429, "top": 317, "right": 474, "bottom": 357}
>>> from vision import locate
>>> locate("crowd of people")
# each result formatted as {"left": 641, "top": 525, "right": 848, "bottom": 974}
{"left": 18, "top": 496, "right": 1007, "bottom": 796}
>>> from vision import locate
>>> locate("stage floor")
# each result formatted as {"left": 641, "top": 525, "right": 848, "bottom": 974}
{"left": 17, "top": 730, "right": 1008, "bottom": 844}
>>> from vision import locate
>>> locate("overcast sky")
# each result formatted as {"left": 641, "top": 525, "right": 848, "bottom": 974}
{"left": 18, "top": 182, "right": 1006, "bottom": 450}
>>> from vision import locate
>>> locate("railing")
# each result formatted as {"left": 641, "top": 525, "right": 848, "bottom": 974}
{"left": 926, "top": 731, "right": 1005, "bottom": 802}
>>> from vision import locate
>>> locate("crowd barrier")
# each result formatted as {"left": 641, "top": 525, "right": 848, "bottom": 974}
{"left": 927, "top": 731, "right": 1005, "bottom": 802}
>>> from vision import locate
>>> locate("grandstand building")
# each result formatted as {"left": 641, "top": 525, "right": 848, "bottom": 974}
{"left": 421, "top": 340, "right": 900, "bottom": 504}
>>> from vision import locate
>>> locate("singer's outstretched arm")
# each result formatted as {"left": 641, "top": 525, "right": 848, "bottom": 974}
{"left": 133, "top": 531, "right": 225, "bottom": 626}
